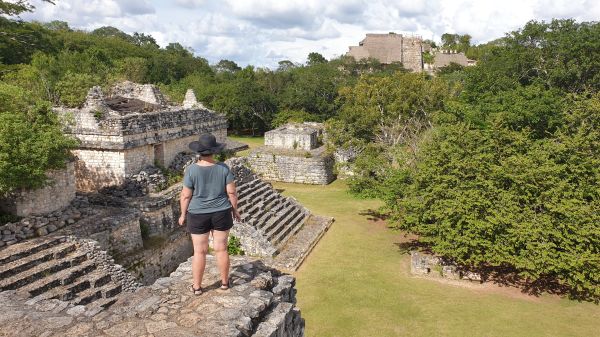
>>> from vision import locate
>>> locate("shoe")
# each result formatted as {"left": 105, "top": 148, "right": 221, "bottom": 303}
{"left": 190, "top": 285, "right": 203, "bottom": 295}
{"left": 218, "top": 281, "right": 229, "bottom": 292}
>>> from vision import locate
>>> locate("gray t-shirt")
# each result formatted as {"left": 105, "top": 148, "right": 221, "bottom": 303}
{"left": 183, "top": 162, "right": 235, "bottom": 214}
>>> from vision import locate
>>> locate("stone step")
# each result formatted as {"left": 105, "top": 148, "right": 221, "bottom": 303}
{"left": 239, "top": 190, "right": 278, "bottom": 214}
{"left": 238, "top": 184, "right": 271, "bottom": 208}
{"left": 240, "top": 190, "right": 280, "bottom": 215}
{"left": 237, "top": 179, "right": 263, "bottom": 196}
{"left": 271, "top": 211, "right": 307, "bottom": 247}
{"left": 0, "top": 236, "right": 66, "bottom": 265}
{"left": 260, "top": 204, "right": 297, "bottom": 235}
{"left": 237, "top": 179, "right": 265, "bottom": 198}
{"left": 73, "top": 282, "right": 122, "bottom": 306}
{"left": 86, "top": 296, "right": 118, "bottom": 311}
{"left": 265, "top": 207, "right": 303, "bottom": 243}
{"left": 18, "top": 261, "right": 98, "bottom": 298}
{"left": 0, "top": 251, "right": 88, "bottom": 291}
{"left": 43, "top": 268, "right": 114, "bottom": 303}
{"left": 253, "top": 198, "right": 291, "bottom": 228}
{"left": 0, "top": 242, "right": 77, "bottom": 280}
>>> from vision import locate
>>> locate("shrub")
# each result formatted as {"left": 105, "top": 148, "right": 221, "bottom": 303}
{"left": 227, "top": 235, "right": 245, "bottom": 255}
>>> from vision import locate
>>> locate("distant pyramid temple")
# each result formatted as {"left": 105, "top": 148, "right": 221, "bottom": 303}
{"left": 347, "top": 32, "right": 425, "bottom": 72}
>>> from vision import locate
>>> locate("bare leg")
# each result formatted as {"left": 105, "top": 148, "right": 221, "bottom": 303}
{"left": 191, "top": 233, "right": 210, "bottom": 289}
{"left": 212, "top": 229, "right": 230, "bottom": 286}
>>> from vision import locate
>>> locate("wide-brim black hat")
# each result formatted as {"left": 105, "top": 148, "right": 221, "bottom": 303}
{"left": 188, "top": 133, "right": 226, "bottom": 155}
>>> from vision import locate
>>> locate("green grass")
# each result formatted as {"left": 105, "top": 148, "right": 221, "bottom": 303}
{"left": 228, "top": 135, "right": 264, "bottom": 157}
{"left": 273, "top": 180, "right": 600, "bottom": 337}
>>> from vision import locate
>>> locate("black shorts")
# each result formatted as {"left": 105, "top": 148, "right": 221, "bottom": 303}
{"left": 186, "top": 208, "right": 234, "bottom": 234}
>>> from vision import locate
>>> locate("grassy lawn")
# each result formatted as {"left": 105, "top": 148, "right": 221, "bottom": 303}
{"left": 228, "top": 135, "right": 264, "bottom": 156}
{"left": 273, "top": 180, "right": 600, "bottom": 337}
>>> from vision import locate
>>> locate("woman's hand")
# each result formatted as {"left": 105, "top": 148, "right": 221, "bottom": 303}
{"left": 232, "top": 209, "right": 241, "bottom": 222}
{"left": 178, "top": 214, "right": 186, "bottom": 226}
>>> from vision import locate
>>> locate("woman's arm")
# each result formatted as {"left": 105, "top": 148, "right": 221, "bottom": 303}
{"left": 178, "top": 186, "right": 193, "bottom": 226}
{"left": 226, "top": 181, "right": 241, "bottom": 222}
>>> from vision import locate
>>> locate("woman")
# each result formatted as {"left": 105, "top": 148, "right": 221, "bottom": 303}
{"left": 178, "top": 133, "right": 241, "bottom": 295}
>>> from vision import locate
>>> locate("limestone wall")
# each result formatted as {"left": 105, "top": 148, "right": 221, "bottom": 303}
{"left": 73, "top": 149, "right": 125, "bottom": 191}
{"left": 85, "top": 211, "right": 144, "bottom": 258}
{"left": 265, "top": 128, "right": 318, "bottom": 151}
{"left": 124, "top": 145, "right": 154, "bottom": 175}
{"left": 248, "top": 147, "right": 335, "bottom": 185}
{"left": 64, "top": 108, "right": 228, "bottom": 150}
{"left": 401, "top": 37, "right": 424, "bottom": 72}
{"left": 120, "top": 230, "right": 193, "bottom": 285}
{"left": 129, "top": 195, "right": 175, "bottom": 237}
{"left": 162, "top": 129, "right": 227, "bottom": 168}
{"left": 0, "top": 162, "right": 76, "bottom": 217}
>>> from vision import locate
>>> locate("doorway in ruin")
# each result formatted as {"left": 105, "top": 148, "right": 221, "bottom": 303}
{"left": 154, "top": 143, "right": 165, "bottom": 167}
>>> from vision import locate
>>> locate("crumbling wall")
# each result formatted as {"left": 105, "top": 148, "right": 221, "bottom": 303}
{"left": 0, "top": 162, "right": 76, "bottom": 217}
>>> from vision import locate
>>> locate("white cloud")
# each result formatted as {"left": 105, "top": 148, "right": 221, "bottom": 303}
{"left": 21, "top": 0, "right": 600, "bottom": 68}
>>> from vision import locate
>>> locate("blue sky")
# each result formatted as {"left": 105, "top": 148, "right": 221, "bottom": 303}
{"left": 21, "top": 0, "right": 600, "bottom": 68}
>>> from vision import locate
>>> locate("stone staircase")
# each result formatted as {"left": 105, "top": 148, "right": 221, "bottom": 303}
{"left": 230, "top": 160, "right": 310, "bottom": 253}
{"left": 0, "top": 236, "right": 123, "bottom": 309}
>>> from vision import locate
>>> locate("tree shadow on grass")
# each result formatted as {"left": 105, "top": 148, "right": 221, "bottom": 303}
{"left": 358, "top": 208, "right": 389, "bottom": 221}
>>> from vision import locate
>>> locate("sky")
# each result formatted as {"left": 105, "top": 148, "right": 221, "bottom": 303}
{"left": 21, "top": 0, "right": 600, "bottom": 68}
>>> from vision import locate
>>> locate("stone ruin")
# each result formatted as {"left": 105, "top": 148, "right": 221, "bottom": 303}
{"left": 347, "top": 32, "right": 425, "bottom": 72}
{"left": 0, "top": 85, "right": 337, "bottom": 336}
{"left": 410, "top": 251, "right": 482, "bottom": 282}
{"left": 57, "top": 81, "right": 245, "bottom": 192}
{"left": 247, "top": 123, "right": 335, "bottom": 185}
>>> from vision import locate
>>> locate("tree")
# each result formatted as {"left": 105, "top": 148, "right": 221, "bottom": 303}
{"left": 91, "top": 26, "right": 133, "bottom": 42}
{"left": 278, "top": 63, "right": 342, "bottom": 120}
{"left": 42, "top": 20, "right": 70, "bottom": 31}
{"left": 271, "top": 109, "right": 318, "bottom": 127}
{"left": 0, "top": 83, "right": 78, "bottom": 195}
{"left": 0, "top": 0, "right": 54, "bottom": 16}
{"left": 384, "top": 95, "right": 600, "bottom": 300}
{"left": 277, "top": 60, "right": 296, "bottom": 72}
{"left": 55, "top": 71, "right": 100, "bottom": 107}
{"left": 215, "top": 59, "right": 241, "bottom": 73}
{"left": 132, "top": 32, "right": 158, "bottom": 48}
{"left": 307, "top": 52, "right": 327, "bottom": 66}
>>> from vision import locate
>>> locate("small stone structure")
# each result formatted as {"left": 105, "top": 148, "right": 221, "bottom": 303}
{"left": 410, "top": 251, "right": 482, "bottom": 282}
{"left": 424, "top": 50, "right": 476, "bottom": 73}
{"left": 248, "top": 123, "right": 335, "bottom": 185}
{"left": 0, "top": 161, "right": 76, "bottom": 217}
{"left": 57, "top": 81, "right": 229, "bottom": 192}
{"left": 347, "top": 32, "right": 425, "bottom": 72}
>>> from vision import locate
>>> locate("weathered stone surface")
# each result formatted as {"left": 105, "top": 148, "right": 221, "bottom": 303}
{"left": 0, "top": 255, "right": 304, "bottom": 337}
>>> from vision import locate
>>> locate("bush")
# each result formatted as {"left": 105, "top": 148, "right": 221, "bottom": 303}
{"left": 227, "top": 235, "right": 245, "bottom": 255}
